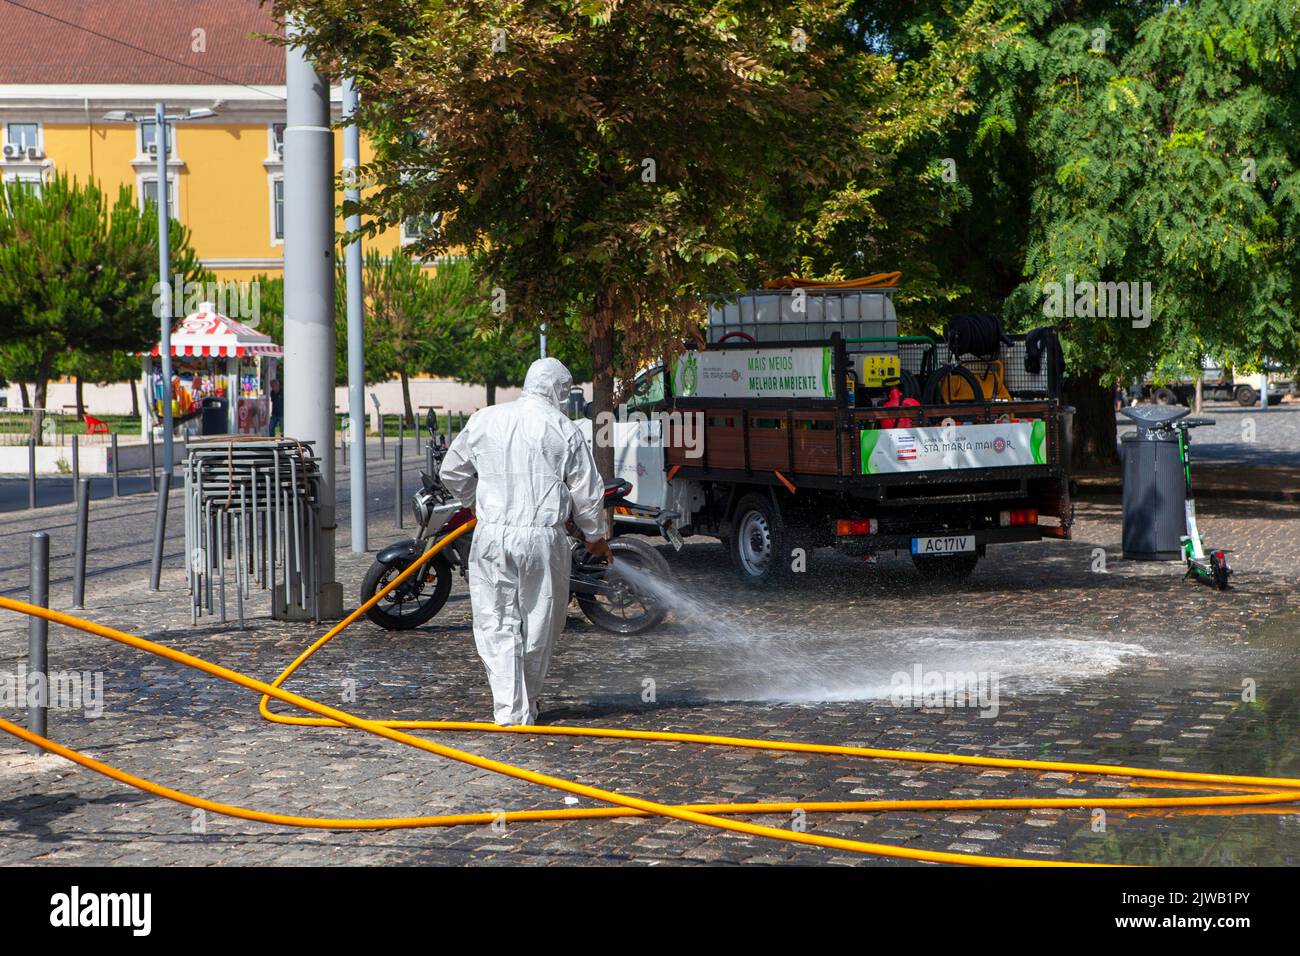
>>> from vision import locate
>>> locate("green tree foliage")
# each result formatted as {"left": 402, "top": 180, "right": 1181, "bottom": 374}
{"left": 919, "top": 0, "right": 1300, "bottom": 464}
{"left": 255, "top": 254, "right": 571, "bottom": 414}
{"left": 0, "top": 341, "right": 41, "bottom": 408}
{"left": 0, "top": 174, "right": 206, "bottom": 441}
{"left": 274, "top": 0, "right": 996, "bottom": 473}
{"left": 419, "top": 257, "right": 524, "bottom": 408}
{"left": 274, "top": 0, "right": 1299, "bottom": 474}
{"left": 785, "top": 1, "right": 1012, "bottom": 313}
{"left": 246, "top": 273, "right": 286, "bottom": 337}
{"left": 60, "top": 349, "right": 146, "bottom": 419}
{"left": 422, "top": 257, "right": 595, "bottom": 407}
{"left": 361, "top": 247, "right": 445, "bottom": 423}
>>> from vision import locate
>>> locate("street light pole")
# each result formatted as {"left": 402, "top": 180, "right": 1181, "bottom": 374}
{"left": 342, "top": 76, "right": 368, "bottom": 552}
{"left": 283, "top": 16, "right": 343, "bottom": 617}
{"left": 155, "top": 101, "right": 174, "bottom": 477}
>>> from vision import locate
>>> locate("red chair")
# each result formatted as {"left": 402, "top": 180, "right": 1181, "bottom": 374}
{"left": 83, "top": 414, "right": 110, "bottom": 439}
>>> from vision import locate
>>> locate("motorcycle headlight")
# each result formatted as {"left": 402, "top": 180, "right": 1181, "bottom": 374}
{"left": 412, "top": 492, "right": 432, "bottom": 526}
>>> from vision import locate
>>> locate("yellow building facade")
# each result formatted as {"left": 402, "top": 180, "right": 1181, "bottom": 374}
{"left": 1, "top": 83, "right": 410, "bottom": 284}
{"left": 0, "top": 2, "right": 506, "bottom": 427}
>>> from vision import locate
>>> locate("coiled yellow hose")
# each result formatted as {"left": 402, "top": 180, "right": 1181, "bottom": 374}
{"left": 2, "top": 518, "right": 1297, "bottom": 866}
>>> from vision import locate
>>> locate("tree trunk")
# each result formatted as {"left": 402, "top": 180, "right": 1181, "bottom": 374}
{"left": 399, "top": 369, "right": 415, "bottom": 426}
{"left": 19, "top": 383, "right": 30, "bottom": 409}
{"left": 31, "top": 378, "right": 48, "bottom": 445}
{"left": 485, "top": 380, "right": 497, "bottom": 406}
{"left": 1194, "top": 376, "right": 1203, "bottom": 414}
{"left": 75, "top": 376, "right": 85, "bottom": 421}
{"left": 130, "top": 379, "right": 140, "bottom": 418}
{"left": 590, "top": 295, "right": 616, "bottom": 481}
{"left": 29, "top": 351, "right": 54, "bottom": 445}
{"left": 1064, "top": 369, "right": 1120, "bottom": 471}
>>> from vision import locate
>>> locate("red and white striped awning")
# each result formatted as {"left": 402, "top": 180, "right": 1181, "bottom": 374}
{"left": 147, "top": 305, "right": 283, "bottom": 359}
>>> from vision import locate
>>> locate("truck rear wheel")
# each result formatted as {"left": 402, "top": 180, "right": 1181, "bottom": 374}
{"left": 1234, "top": 385, "right": 1258, "bottom": 407}
{"left": 911, "top": 553, "right": 979, "bottom": 582}
{"left": 1152, "top": 387, "right": 1177, "bottom": 405}
{"left": 729, "top": 493, "right": 795, "bottom": 587}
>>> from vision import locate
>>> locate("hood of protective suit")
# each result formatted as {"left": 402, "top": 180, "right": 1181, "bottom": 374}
{"left": 521, "top": 357, "right": 573, "bottom": 410}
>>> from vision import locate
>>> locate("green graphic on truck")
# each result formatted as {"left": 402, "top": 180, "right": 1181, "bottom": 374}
{"left": 673, "top": 346, "right": 833, "bottom": 399}
{"left": 860, "top": 420, "right": 1046, "bottom": 474}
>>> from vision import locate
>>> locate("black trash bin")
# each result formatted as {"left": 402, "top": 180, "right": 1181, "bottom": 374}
{"left": 1119, "top": 404, "right": 1188, "bottom": 560}
{"left": 200, "top": 396, "right": 229, "bottom": 436}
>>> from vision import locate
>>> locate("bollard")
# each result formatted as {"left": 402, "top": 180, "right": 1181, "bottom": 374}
{"left": 27, "top": 532, "right": 49, "bottom": 755}
{"left": 71, "top": 434, "right": 80, "bottom": 500}
{"left": 110, "top": 432, "right": 120, "bottom": 497}
{"left": 394, "top": 442, "right": 404, "bottom": 529}
{"left": 72, "top": 478, "right": 90, "bottom": 609}
{"left": 27, "top": 436, "right": 36, "bottom": 509}
{"left": 149, "top": 473, "right": 171, "bottom": 591}
{"left": 147, "top": 425, "right": 157, "bottom": 492}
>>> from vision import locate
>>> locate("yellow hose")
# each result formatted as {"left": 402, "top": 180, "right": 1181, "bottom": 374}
{"left": 2, "top": 518, "right": 1298, "bottom": 866}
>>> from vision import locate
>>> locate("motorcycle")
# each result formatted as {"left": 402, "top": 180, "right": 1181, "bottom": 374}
{"left": 359, "top": 409, "right": 681, "bottom": 634}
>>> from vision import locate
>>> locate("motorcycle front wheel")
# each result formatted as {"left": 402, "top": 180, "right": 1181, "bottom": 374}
{"left": 359, "top": 553, "right": 454, "bottom": 630}
{"left": 576, "top": 537, "right": 672, "bottom": 635}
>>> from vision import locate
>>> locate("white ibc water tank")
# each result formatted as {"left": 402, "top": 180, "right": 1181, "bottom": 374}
{"left": 707, "top": 288, "right": 898, "bottom": 350}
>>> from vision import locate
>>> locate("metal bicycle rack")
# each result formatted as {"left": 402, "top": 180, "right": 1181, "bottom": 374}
{"left": 183, "top": 438, "right": 325, "bottom": 627}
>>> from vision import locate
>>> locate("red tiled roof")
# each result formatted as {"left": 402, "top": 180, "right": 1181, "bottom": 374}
{"left": 0, "top": 0, "right": 283, "bottom": 85}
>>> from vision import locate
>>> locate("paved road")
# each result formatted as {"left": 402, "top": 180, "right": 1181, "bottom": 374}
{"left": 0, "top": 441, "right": 1298, "bottom": 865}
{"left": 6, "top": 405, "right": 1295, "bottom": 512}
{"left": 1119, "top": 401, "right": 1300, "bottom": 468}
{"left": 0, "top": 434, "right": 424, "bottom": 520}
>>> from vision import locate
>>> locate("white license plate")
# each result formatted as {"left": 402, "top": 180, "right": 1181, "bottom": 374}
{"left": 911, "top": 535, "right": 974, "bottom": 555}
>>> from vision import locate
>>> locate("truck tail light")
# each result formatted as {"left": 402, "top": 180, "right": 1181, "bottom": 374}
{"left": 999, "top": 508, "right": 1038, "bottom": 527}
{"left": 835, "top": 518, "right": 878, "bottom": 536}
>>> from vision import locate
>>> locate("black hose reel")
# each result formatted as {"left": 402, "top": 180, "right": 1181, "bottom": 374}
{"left": 925, "top": 313, "right": 1012, "bottom": 405}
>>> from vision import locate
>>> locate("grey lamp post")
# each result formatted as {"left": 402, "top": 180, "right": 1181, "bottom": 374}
{"left": 283, "top": 16, "right": 343, "bottom": 616}
{"left": 103, "top": 104, "right": 217, "bottom": 477}
{"left": 342, "top": 76, "right": 368, "bottom": 552}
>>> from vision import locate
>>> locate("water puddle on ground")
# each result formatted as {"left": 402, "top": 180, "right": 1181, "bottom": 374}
{"left": 609, "top": 561, "right": 1151, "bottom": 702}
{"left": 725, "top": 633, "right": 1152, "bottom": 703}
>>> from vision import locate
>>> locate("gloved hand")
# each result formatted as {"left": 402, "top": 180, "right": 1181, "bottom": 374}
{"left": 585, "top": 537, "right": 614, "bottom": 562}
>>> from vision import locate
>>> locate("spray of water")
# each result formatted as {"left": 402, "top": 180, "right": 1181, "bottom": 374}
{"left": 610, "top": 560, "right": 752, "bottom": 641}
{"left": 608, "top": 560, "right": 1151, "bottom": 703}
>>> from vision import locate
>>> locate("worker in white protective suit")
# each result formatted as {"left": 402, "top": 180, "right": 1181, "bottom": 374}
{"left": 440, "top": 357, "right": 612, "bottom": 725}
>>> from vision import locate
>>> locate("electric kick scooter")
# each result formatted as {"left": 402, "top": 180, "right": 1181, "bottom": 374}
{"left": 1120, "top": 404, "right": 1232, "bottom": 590}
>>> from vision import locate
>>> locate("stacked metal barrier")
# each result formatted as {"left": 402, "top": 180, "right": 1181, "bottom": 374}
{"left": 183, "top": 438, "right": 324, "bottom": 627}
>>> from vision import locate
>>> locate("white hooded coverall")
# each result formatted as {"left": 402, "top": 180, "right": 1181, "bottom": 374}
{"left": 439, "top": 358, "right": 606, "bottom": 725}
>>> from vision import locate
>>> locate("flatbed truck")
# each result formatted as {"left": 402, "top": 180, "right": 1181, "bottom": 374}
{"left": 591, "top": 286, "right": 1074, "bottom": 586}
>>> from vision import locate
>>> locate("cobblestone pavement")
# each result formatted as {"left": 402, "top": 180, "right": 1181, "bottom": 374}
{"left": 1, "top": 452, "right": 1298, "bottom": 866}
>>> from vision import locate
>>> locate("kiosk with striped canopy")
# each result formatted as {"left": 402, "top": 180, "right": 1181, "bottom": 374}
{"left": 141, "top": 304, "right": 283, "bottom": 438}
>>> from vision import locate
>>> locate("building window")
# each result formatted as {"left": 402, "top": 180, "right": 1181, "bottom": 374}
{"left": 139, "top": 120, "right": 175, "bottom": 156}
{"left": 5, "top": 123, "right": 39, "bottom": 150}
{"left": 401, "top": 211, "right": 441, "bottom": 244}
{"left": 2, "top": 173, "right": 42, "bottom": 196}
{"left": 272, "top": 178, "right": 284, "bottom": 241}
{"left": 140, "top": 177, "right": 176, "bottom": 211}
{"left": 270, "top": 123, "right": 285, "bottom": 160}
